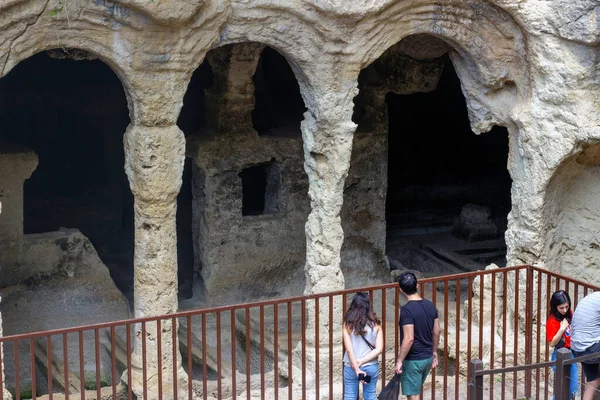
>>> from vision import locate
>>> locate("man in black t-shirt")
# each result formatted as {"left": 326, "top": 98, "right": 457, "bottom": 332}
{"left": 394, "top": 272, "right": 440, "bottom": 400}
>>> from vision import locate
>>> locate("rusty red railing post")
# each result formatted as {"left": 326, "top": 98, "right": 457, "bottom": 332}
{"left": 328, "top": 296, "right": 333, "bottom": 400}
{"left": 78, "top": 331, "right": 85, "bottom": 399}
{"left": 95, "top": 328, "right": 101, "bottom": 400}
{"left": 513, "top": 270, "right": 519, "bottom": 399}
{"left": 554, "top": 348, "right": 571, "bottom": 400}
{"left": 455, "top": 278, "right": 461, "bottom": 400}
{"left": 443, "top": 279, "right": 448, "bottom": 400}
{"left": 111, "top": 326, "right": 117, "bottom": 400}
{"left": 0, "top": 338, "right": 4, "bottom": 400}
{"left": 260, "top": 305, "right": 266, "bottom": 400}
{"left": 245, "top": 307, "right": 251, "bottom": 398}
{"left": 29, "top": 339, "right": 35, "bottom": 399}
{"left": 469, "top": 359, "right": 483, "bottom": 400}
{"left": 314, "top": 298, "right": 320, "bottom": 400}
{"left": 381, "top": 288, "right": 386, "bottom": 388}
{"left": 490, "top": 270, "right": 496, "bottom": 400}
{"left": 200, "top": 314, "right": 207, "bottom": 400}
{"left": 13, "top": 340, "right": 19, "bottom": 400}
{"left": 524, "top": 266, "right": 534, "bottom": 398}
{"left": 274, "top": 304, "right": 280, "bottom": 400}
{"left": 467, "top": 275, "right": 473, "bottom": 398}
{"left": 287, "top": 301, "right": 292, "bottom": 400}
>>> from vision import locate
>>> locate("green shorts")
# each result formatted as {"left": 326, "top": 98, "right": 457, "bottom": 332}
{"left": 401, "top": 356, "right": 433, "bottom": 396}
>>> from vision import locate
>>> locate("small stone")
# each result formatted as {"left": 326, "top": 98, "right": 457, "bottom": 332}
{"left": 452, "top": 204, "right": 498, "bottom": 242}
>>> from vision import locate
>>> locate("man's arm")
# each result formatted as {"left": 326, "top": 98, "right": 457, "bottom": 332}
{"left": 432, "top": 318, "right": 440, "bottom": 368}
{"left": 395, "top": 324, "right": 414, "bottom": 374}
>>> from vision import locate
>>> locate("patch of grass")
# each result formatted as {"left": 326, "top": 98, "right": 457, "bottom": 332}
{"left": 9, "top": 388, "right": 33, "bottom": 399}
{"left": 84, "top": 378, "right": 111, "bottom": 391}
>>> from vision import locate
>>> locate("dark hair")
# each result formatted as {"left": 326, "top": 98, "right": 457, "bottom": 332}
{"left": 398, "top": 272, "right": 418, "bottom": 295}
{"left": 549, "top": 290, "right": 572, "bottom": 323}
{"left": 344, "top": 292, "right": 381, "bottom": 335}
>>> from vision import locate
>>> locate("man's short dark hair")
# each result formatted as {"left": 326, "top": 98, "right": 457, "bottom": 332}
{"left": 398, "top": 271, "right": 418, "bottom": 295}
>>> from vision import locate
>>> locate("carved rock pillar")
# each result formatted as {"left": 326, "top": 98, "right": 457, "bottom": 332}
{"left": 204, "top": 43, "right": 265, "bottom": 134}
{"left": 297, "top": 77, "right": 358, "bottom": 391}
{"left": 124, "top": 124, "right": 188, "bottom": 398}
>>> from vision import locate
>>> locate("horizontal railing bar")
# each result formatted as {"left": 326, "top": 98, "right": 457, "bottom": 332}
{"left": 0, "top": 265, "right": 532, "bottom": 342}
{"left": 477, "top": 350, "right": 600, "bottom": 377}
{"left": 476, "top": 361, "right": 555, "bottom": 375}
{"left": 528, "top": 265, "right": 600, "bottom": 291}
{"left": 420, "top": 264, "right": 528, "bottom": 283}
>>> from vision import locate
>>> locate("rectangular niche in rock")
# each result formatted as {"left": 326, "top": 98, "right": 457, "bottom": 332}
{"left": 239, "top": 159, "right": 280, "bottom": 216}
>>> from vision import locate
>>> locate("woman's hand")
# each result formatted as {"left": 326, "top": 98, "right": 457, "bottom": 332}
{"left": 355, "top": 369, "right": 366, "bottom": 378}
{"left": 353, "top": 362, "right": 365, "bottom": 378}
{"left": 352, "top": 360, "right": 363, "bottom": 375}
{"left": 560, "top": 318, "right": 569, "bottom": 330}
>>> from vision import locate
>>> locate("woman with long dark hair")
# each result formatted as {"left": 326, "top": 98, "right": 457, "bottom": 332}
{"left": 546, "top": 290, "right": 578, "bottom": 399}
{"left": 343, "top": 292, "right": 384, "bottom": 400}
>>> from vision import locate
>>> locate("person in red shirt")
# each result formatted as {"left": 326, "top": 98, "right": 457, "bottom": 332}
{"left": 546, "top": 290, "right": 578, "bottom": 399}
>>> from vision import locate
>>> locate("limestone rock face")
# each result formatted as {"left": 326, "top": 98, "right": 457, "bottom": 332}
{"left": 4, "top": 229, "right": 108, "bottom": 287}
{"left": 192, "top": 134, "right": 310, "bottom": 304}
{"left": 192, "top": 130, "right": 392, "bottom": 304}
{"left": 0, "top": 0, "right": 599, "bottom": 396}
{"left": 0, "top": 229, "right": 130, "bottom": 395}
{"left": 110, "top": 0, "right": 207, "bottom": 25}
{"left": 543, "top": 149, "right": 600, "bottom": 282}
{"left": 341, "top": 132, "right": 390, "bottom": 287}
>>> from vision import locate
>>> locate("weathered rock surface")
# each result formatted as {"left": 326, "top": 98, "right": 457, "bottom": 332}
{"left": 0, "top": 229, "right": 130, "bottom": 396}
{"left": 0, "top": 0, "right": 599, "bottom": 397}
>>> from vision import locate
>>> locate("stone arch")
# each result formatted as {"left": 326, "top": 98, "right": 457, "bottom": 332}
{"left": 179, "top": 41, "right": 310, "bottom": 304}
{"left": 358, "top": 1, "right": 527, "bottom": 86}
{"left": 353, "top": 1, "right": 527, "bottom": 133}
{"left": 543, "top": 141, "right": 600, "bottom": 281}
{"left": 346, "top": 31, "right": 514, "bottom": 280}
{"left": 0, "top": 46, "right": 133, "bottom": 395}
{"left": 0, "top": 47, "right": 133, "bottom": 288}
{"left": 196, "top": 37, "right": 316, "bottom": 117}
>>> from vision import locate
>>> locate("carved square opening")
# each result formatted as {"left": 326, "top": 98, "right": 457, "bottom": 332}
{"left": 239, "top": 159, "right": 280, "bottom": 216}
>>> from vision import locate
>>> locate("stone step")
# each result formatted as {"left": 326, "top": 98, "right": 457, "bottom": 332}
{"left": 422, "top": 244, "right": 483, "bottom": 272}
{"left": 33, "top": 338, "right": 82, "bottom": 395}
{"left": 178, "top": 317, "right": 235, "bottom": 378}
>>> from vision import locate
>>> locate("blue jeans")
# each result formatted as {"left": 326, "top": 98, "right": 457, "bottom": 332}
{"left": 343, "top": 363, "right": 379, "bottom": 400}
{"left": 552, "top": 349, "right": 579, "bottom": 399}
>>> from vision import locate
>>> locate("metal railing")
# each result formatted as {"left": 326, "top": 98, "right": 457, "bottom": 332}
{"left": 0, "top": 265, "right": 598, "bottom": 399}
{"left": 470, "top": 347, "right": 600, "bottom": 400}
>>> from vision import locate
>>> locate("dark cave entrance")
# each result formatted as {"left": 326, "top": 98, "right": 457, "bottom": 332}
{"left": 252, "top": 46, "right": 306, "bottom": 137}
{"left": 351, "top": 35, "right": 513, "bottom": 277}
{"left": 385, "top": 62, "right": 512, "bottom": 274}
{"left": 0, "top": 50, "right": 134, "bottom": 299}
{"left": 177, "top": 56, "right": 213, "bottom": 300}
